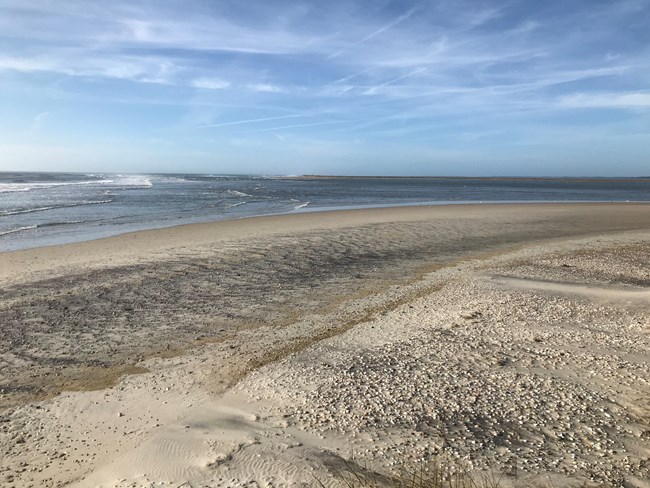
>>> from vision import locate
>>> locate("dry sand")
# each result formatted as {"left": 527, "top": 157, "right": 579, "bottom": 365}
{"left": 0, "top": 203, "right": 649, "bottom": 487}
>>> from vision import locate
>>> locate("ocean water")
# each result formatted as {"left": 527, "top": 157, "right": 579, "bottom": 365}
{"left": 1, "top": 172, "right": 649, "bottom": 251}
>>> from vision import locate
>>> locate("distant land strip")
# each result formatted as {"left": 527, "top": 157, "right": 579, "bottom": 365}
{"left": 292, "top": 175, "right": 650, "bottom": 182}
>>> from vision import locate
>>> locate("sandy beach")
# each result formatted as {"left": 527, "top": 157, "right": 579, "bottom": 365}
{"left": 1, "top": 203, "right": 649, "bottom": 487}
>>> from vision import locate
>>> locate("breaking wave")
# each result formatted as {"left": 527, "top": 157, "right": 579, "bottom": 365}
{"left": 0, "top": 175, "right": 153, "bottom": 193}
{"left": 113, "top": 175, "right": 153, "bottom": 188}
{"left": 0, "top": 179, "right": 114, "bottom": 193}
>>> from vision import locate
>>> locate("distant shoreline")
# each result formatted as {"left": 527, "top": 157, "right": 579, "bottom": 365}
{"left": 292, "top": 174, "right": 650, "bottom": 182}
{"left": 2, "top": 171, "right": 649, "bottom": 182}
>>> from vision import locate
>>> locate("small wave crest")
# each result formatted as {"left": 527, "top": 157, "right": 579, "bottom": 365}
{"left": 158, "top": 175, "right": 189, "bottom": 183}
{"left": 294, "top": 201, "right": 310, "bottom": 210}
{"left": 224, "top": 190, "right": 251, "bottom": 197}
{"left": 0, "top": 219, "right": 99, "bottom": 237}
{"left": 37, "top": 220, "right": 90, "bottom": 228}
{"left": 0, "top": 225, "right": 38, "bottom": 237}
{"left": 225, "top": 202, "right": 247, "bottom": 210}
{"left": 0, "top": 200, "right": 113, "bottom": 217}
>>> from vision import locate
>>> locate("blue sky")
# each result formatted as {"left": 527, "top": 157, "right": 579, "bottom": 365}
{"left": 0, "top": 0, "right": 648, "bottom": 176}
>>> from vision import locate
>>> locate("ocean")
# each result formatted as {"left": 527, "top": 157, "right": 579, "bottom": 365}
{"left": 1, "top": 172, "right": 649, "bottom": 251}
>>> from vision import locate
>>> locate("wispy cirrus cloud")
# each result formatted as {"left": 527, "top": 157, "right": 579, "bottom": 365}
{"left": 232, "top": 120, "right": 343, "bottom": 134}
{"left": 27, "top": 111, "right": 51, "bottom": 135}
{"left": 362, "top": 68, "right": 427, "bottom": 95}
{"left": 0, "top": 53, "right": 179, "bottom": 84}
{"left": 558, "top": 92, "right": 650, "bottom": 109}
{"left": 247, "top": 83, "right": 285, "bottom": 93}
{"left": 197, "top": 114, "right": 311, "bottom": 129}
{"left": 327, "top": 8, "right": 417, "bottom": 60}
{"left": 191, "top": 78, "right": 230, "bottom": 90}
{"left": 0, "top": 0, "right": 649, "bottom": 174}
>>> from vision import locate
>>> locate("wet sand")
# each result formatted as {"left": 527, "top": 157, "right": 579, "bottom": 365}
{"left": 0, "top": 203, "right": 649, "bottom": 487}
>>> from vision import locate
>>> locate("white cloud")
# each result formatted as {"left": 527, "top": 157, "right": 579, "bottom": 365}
{"left": 247, "top": 83, "right": 285, "bottom": 93}
{"left": 558, "top": 92, "right": 650, "bottom": 109}
{"left": 0, "top": 54, "right": 178, "bottom": 84}
{"left": 1, "top": 0, "right": 648, "bottom": 174}
{"left": 191, "top": 78, "right": 230, "bottom": 90}
{"left": 0, "top": 56, "right": 57, "bottom": 72}
{"left": 2, "top": 0, "right": 641, "bottom": 104}
{"left": 121, "top": 19, "right": 154, "bottom": 42}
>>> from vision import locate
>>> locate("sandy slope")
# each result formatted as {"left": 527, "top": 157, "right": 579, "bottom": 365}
{"left": 1, "top": 204, "right": 649, "bottom": 487}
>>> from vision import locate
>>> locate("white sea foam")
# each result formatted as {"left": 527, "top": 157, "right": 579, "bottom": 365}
{"left": 0, "top": 175, "right": 156, "bottom": 193}
{"left": 294, "top": 201, "right": 310, "bottom": 210}
{"left": 1, "top": 206, "right": 60, "bottom": 216}
{"left": 0, "top": 200, "right": 113, "bottom": 217}
{"left": 0, "top": 179, "right": 114, "bottom": 193}
{"left": 113, "top": 176, "right": 153, "bottom": 187}
{"left": 0, "top": 225, "right": 38, "bottom": 237}
{"left": 225, "top": 202, "right": 247, "bottom": 210}
{"left": 0, "top": 186, "right": 31, "bottom": 193}
{"left": 225, "top": 190, "right": 251, "bottom": 197}
{"left": 158, "top": 175, "right": 189, "bottom": 183}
